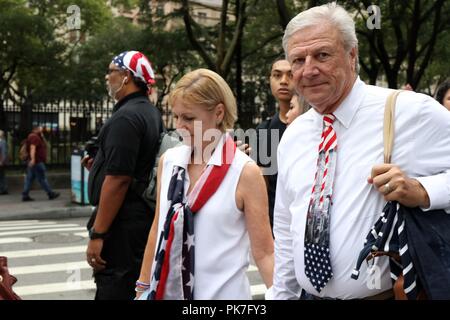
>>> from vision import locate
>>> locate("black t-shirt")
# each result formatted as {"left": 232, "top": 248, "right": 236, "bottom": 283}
{"left": 256, "top": 112, "right": 287, "bottom": 230}
{"left": 88, "top": 92, "right": 163, "bottom": 207}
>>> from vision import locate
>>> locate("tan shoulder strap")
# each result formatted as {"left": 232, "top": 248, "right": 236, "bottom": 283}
{"left": 383, "top": 90, "right": 402, "bottom": 164}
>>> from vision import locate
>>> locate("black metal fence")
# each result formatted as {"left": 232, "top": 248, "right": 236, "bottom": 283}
{"left": 0, "top": 96, "right": 174, "bottom": 169}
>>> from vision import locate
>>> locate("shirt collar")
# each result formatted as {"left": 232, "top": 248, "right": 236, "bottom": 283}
{"left": 333, "top": 77, "right": 365, "bottom": 129}
{"left": 309, "top": 77, "right": 365, "bottom": 129}
{"left": 172, "top": 133, "right": 227, "bottom": 168}
{"left": 113, "top": 91, "right": 147, "bottom": 113}
{"left": 172, "top": 145, "right": 191, "bottom": 169}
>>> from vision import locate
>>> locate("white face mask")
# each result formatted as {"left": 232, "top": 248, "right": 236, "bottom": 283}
{"left": 107, "top": 76, "right": 127, "bottom": 101}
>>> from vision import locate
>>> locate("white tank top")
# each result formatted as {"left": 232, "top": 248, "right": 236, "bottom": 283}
{"left": 157, "top": 140, "right": 253, "bottom": 300}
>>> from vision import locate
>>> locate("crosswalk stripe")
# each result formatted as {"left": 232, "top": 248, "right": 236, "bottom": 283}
{"left": 3, "top": 245, "right": 86, "bottom": 258}
{"left": 13, "top": 274, "right": 263, "bottom": 299}
{"left": 0, "top": 237, "right": 33, "bottom": 244}
{"left": 0, "top": 223, "right": 79, "bottom": 231}
{"left": 0, "top": 227, "right": 86, "bottom": 237}
{"left": 0, "top": 218, "right": 266, "bottom": 300}
{"left": 14, "top": 280, "right": 266, "bottom": 297}
{"left": 0, "top": 220, "right": 41, "bottom": 226}
{"left": 73, "top": 232, "right": 88, "bottom": 238}
{"left": 15, "top": 280, "right": 265, "bottom": 298}
{"left": 10, "top": 261, "right": 90, "bottom": 275}
{"left": 14, "top": 280, "right": 96, "bottom": 297}
{"left": 8, "top": 260, "right": 258, "bottom": 277}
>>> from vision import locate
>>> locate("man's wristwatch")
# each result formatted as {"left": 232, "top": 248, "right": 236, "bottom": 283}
{"left": 89, "top": 227, "right": 108, "bottom": 240}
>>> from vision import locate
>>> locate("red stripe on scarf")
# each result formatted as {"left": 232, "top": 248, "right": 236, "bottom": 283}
{"left": 155, "top": 210, "right": 179, "bottom": 299}
{"left": 189, "top": 136, "right": 236, "bottom": 213}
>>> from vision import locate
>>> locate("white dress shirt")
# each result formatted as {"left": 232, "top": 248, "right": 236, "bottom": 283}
{"left": 273, "top": 77, "right": 450, "bottom": 299}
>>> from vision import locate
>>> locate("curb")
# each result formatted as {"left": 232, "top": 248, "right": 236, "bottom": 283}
{"left": 0, "top": 206, "right": 93, "bottom": 221}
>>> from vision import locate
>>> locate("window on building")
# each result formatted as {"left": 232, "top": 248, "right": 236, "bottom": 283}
{"left": 198, "top": 12, "right": 207, "bottom": 22}
{"left": 157, "top": 3, "right": 164, "bottom": 16}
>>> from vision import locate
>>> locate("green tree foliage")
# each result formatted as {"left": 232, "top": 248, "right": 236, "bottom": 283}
{"left": 347, "top": 0, "right": 449, "bottom": 90}
{"left": 0, "top": 0, "right": 110, "bottom": 101}
{"left": 0, "top": 0, "right": 109, "bottom": 135}
{"left": 2, "top": 0, "right": 449, "bottom": 134}
{"left": 177, "top": 0, "right": 307, "bottom": 128}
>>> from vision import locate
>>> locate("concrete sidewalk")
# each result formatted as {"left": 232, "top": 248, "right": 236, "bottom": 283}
{"left": 0, "top": 189, "right": 93, "bottom": 221}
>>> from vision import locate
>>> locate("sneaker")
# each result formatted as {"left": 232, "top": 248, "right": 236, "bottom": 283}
{"left": 22, "top": 195, "right": 35, "bottom": 202}
{"left": 48, "top": 192, "right": 60, "bottom": 200}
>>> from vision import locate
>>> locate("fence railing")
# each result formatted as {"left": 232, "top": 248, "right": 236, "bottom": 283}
{"left": 0, "top": 96, "right": 175, "bottom": 169}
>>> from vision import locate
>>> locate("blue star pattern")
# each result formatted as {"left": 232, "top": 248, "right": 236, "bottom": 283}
{"left": 304, "top": 243, "right": 333, "bottom": 292}
{"left": 148, "top": 166, "right": 195, "bottom": 300}
{"left": 112, "top": 51, "right": 128, "bottom": 70}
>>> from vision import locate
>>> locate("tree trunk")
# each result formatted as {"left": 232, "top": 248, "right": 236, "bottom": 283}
{"left": 275, "top": 0, "right": 290, "bottom": 30}
{"left": 0, "top": 98, "right": 6, "bottom": 132}
{"left": 20, "top": 96, "right": 33, "bottom": 140}
{"left": 235, "top": 0, "right": 243, "bottom": 113}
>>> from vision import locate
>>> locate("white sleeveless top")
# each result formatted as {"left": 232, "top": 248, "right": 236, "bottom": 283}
{"left": 156, "top": 137, "right": 253, "bottom": 300}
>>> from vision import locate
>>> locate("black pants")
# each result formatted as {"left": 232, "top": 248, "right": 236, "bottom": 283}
{"left": 91, "top": 197, "right": 154, "bottom": 300}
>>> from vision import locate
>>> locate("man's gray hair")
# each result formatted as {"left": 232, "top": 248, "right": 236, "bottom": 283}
{"left": 282, "top": 2, "right": 359, "bottom": 73}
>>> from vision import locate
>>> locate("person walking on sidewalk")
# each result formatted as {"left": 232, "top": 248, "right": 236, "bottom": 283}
{"left": 22, "top": 126, "right": 59, "bottom": 202}
{"left": 0, "top": 130, "right": 8, "bottom": 195}
{"left": 83, "top": 50, "right": 163, "bottom": 300}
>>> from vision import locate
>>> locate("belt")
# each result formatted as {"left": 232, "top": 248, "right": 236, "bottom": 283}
{"left": 363, "top": 290, "right": 394, "bottom": 300}
{"left": 309, "top": 290, "right": 394, "bottom": 300}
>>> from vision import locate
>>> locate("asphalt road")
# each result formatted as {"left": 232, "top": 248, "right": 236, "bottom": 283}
{"left": 0, "top": 217, "right": 266, "bottom": 300}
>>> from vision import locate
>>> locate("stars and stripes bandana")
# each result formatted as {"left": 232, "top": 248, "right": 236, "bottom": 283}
{"left": 304, "top": 114, "right": 337, "bottom": 293}
{"left": 351, "top": 201, "right": 420, "bottom": 299}
{"left": 112, "top": 50, "right": 156, "bottom": 92}
{"left": 147, "top": 134, "right": 236, "bottom": 300}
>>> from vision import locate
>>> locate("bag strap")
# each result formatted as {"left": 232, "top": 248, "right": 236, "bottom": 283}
{"left": 383, "top": 90, "right": 402, "bottom": 164}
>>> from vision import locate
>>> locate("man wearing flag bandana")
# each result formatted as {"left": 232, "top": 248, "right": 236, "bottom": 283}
{"left": 83, "top": 51, "right": 164, "bottom": 300}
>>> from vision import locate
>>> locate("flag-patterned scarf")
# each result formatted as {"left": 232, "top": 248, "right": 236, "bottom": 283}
{"left": 147, "top": 134, "right": 236, "bottom": 300}
{"left": 351, "top": 201, "right": 420, "bottom": 299}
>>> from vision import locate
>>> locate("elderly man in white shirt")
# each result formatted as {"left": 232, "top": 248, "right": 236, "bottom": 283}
{"left": 272, "top": 2, "right": 450, "bottom": 300}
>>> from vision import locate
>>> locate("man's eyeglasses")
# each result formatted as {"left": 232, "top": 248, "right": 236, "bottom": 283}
{"left": 106, "top": 68, "right": 122, "bottom": 75}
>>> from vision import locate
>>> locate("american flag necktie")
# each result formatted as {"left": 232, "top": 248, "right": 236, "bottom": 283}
{"left": 304, "top": 114, "right": 337, "bottom": 293}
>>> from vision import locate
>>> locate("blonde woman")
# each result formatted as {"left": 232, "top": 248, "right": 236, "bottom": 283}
{"left": 136, "top": 69, "right": 274, "bottom": 300}
{"left": 286, "top": 93, "right": 310, "bottom": 126}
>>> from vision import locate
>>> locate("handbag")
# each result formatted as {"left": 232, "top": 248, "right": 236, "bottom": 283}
{"left": 352, "top": 90, "right": 450, "bottom": 300}
{"left": 0, "top": 256, "right": 21, "bottom": 300}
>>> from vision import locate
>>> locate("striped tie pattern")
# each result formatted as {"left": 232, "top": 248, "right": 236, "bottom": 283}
{"left": 304, "top": 114, "right": 337, "bottom": 293}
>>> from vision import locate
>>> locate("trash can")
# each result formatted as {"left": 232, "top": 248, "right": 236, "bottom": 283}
{"left": 71, "top": 148, "right": 89, "bottom": 205}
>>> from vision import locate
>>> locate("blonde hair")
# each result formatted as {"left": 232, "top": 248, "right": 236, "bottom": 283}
{"left": 168, "top": 69, "right": 237, "bottom": 131}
